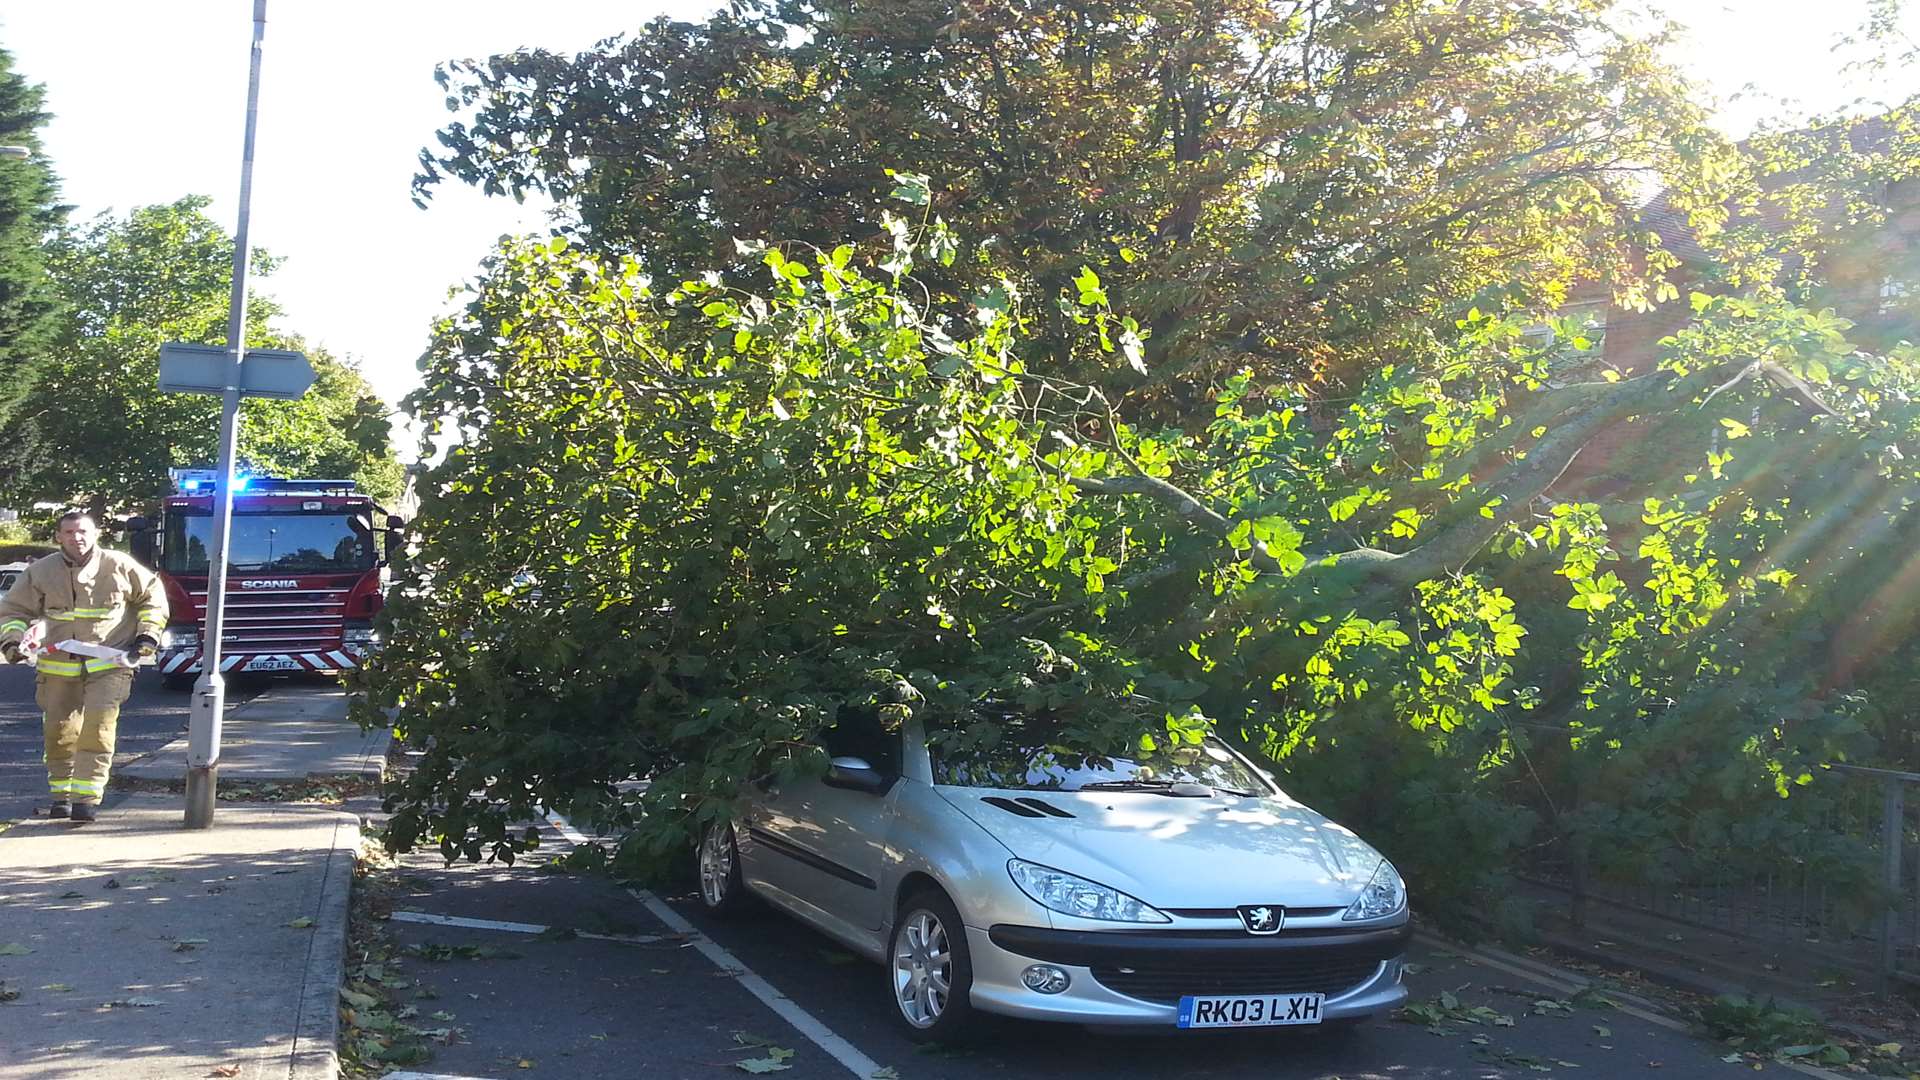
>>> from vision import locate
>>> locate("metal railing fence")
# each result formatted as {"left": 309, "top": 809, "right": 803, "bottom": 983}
{"left": 1520, "top": 763, "right": 1920, "bottom": 992}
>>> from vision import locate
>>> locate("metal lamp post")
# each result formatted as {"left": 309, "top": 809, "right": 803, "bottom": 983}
{"left": 184, "top": 0, "right": 269, "bottom": 829}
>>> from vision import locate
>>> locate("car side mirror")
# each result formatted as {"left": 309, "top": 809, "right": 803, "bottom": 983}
{"left": 824, "top": 755, "right": 891, "bottom": 795}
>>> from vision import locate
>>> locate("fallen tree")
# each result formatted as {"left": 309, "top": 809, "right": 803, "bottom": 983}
{"left": 364, "top": 204, "right": 1920, "bottom": 922}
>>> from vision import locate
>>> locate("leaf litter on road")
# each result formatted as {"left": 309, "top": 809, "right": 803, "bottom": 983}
{"left": 401, "top": 942, "right": 520, "bottom": 961}
{"left": 1399, "top": 990, "right": 1515, "bottom": 1034}
{"left": 733, "top": 1032, "right": 796, "bottom": 1073}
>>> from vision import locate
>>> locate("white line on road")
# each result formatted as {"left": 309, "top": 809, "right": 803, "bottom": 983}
{"left": 543, "top": 810, "right": 889, "bottom": 1080}
{"left": 382, "top": 1072, "right": 500, "bottom": 1080}
{"left": 389, "top": 908, "right": 665, "bottom": 945}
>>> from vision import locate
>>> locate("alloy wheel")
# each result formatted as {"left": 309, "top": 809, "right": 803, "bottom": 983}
{"left": 698, "top": 825, "right": 734, "bottom": 907}
{"left": 891, "top": 908, "right": 952, "bottom": 1027}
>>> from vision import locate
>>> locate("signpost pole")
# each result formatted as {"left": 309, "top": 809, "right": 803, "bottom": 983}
{"left": 185, "top": 0, "right": 268, "bottom": 829}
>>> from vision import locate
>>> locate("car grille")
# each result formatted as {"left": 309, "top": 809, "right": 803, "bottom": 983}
{"left": 1091, "top": 954, "right": 1385, "bottom": 1005}
{"left": 188, "top": 587, "right": 348, "bottom": 652}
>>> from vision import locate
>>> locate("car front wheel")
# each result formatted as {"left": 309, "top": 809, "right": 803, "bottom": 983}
{"left": 696, "top": 821, "right": 750, "bottom": 915}
{"left": 889, "top": 888, "right": 978, "bottom": 1043}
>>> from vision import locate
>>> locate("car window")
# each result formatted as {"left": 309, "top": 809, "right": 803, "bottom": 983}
{"left": 822, "top": 711, "right": 903, "bottom": 777}
{"left": 931, "top": 721, "right": 1271, "bottom": 795}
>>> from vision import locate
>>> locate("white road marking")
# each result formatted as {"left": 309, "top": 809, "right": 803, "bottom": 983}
{"left": 381, "top": 1073, "right": 500, "bottom": 1080}
{"left": 389, "top": 908, "right": 664, "bottom": 945}
{"left": 543, "top": 810, "right": 889, "bottom": 1080}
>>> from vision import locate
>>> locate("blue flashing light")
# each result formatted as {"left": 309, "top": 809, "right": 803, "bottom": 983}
{"left": 168, "top": 468, "right": 358, "bottom": 497}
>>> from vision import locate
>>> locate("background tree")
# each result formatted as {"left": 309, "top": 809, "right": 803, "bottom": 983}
{"left": 0, "top": 43, "right": 65, "bottom": 426}
{"left": 414, "top": 0, "right": 1738, "bottom": 409}
{"left": 0, "top": 197, "right": 401, "bottom": 514}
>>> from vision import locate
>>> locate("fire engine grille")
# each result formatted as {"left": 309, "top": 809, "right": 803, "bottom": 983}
{"left": 189, "top": 588, "right": 349, "bottom": 652}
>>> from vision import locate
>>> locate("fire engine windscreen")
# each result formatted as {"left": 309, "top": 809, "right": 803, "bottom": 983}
{"left": 162, "top": 513, "right": 375, "bottom": 575}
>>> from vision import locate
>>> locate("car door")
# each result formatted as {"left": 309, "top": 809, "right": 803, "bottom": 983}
{"left": 744, "top": 712, "right": 901, "bottom": 936}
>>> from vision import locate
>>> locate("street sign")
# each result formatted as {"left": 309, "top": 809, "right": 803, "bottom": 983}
{"left": 157, "top": 342, "right": 314, "bottom": 400}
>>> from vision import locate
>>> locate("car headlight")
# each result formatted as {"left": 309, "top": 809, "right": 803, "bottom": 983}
{"left": 1007, "top": 859, "right": 1170, "bottom": 924}
{"left": 1342, "top": 860, "right": 1407, "bottom": 921}
{"left": 342, "top": 623, "right": 380, "bottom": 646}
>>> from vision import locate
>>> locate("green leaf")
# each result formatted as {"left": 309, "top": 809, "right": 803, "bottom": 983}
{"left": 885, "top": 170, "right": 931, "bottom": 206}
{"left": 1719, "top": 417, "right": 1750, "bottom": 439}
{"left": 1074, "top": 266, "right": 1107, "bottom": 306}
{"left": 1329, "top": 493, "right": 1367, "bottom": 522}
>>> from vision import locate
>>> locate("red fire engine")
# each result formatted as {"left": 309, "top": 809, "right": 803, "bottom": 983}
{"left": 130, "top": 469, "right": 400, "bottom": 688}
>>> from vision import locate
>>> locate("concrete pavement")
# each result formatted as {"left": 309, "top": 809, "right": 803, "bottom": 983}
{"left": 0, "top": 684, "right": 383, "bottom": 1080}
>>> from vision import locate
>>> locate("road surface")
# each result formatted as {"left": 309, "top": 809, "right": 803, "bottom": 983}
{"left": 0, "top": 666, "right": 269, "bottom": 821}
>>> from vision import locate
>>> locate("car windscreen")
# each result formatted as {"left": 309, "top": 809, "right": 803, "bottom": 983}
{"left": 930, "top": 720, "right": 1272, "bottom": 795}
{"left": 163, "top": 513, "right": 373, "bottom": 575}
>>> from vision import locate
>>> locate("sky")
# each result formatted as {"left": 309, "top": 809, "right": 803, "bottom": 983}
{"left": 2, "top": 0, "right": 1917, "bottom": 426}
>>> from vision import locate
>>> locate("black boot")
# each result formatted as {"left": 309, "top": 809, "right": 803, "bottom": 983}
{"left": 47, "top": 800, "right": 69, "bottom": 819}
{"left": 70, "top": 802, "right": 96, "bottom": 823}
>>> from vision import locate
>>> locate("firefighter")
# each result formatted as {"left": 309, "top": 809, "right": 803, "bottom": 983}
{"left": 0, "top": 511, "right": 167, "bottom": 822}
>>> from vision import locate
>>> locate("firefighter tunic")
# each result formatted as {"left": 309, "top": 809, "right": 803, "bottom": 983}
{"left": 0, "top": 548, "right": 168, "bottom": 806}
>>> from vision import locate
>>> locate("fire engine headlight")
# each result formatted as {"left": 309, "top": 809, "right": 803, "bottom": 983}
{"left": 342, "top": 624, "right": 379, "bottom": 646}
{"left": 159, "top": 626, "right": 196, "bottom": 650}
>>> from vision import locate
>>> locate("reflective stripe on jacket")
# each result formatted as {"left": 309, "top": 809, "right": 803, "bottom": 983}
{"left": 0, "top": 549, "right": 167, "bottom": 677}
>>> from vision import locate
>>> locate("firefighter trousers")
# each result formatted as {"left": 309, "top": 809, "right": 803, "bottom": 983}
{"left": 39, "top": 668, "right": 132, "bottom": 806}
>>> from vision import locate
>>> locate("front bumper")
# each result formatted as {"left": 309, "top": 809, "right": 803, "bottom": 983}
{"left": 967, "top": 921, "right": 1410, "bottom": 1026}
{"left": 158, "top": 644, "right": 368, "bottom": 675}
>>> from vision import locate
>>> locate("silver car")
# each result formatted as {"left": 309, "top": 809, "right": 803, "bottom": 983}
{"left": 695, "top": 712, "right": 1410, "bottom": 1041}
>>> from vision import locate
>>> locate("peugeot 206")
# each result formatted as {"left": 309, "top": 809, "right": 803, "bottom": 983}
{"left": 694, "top": 711, "right": 1410, "bottom": 1041}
